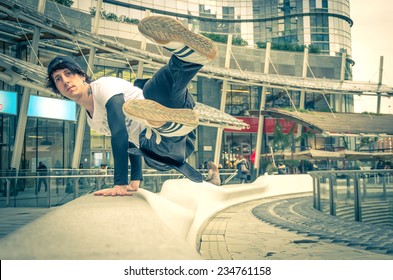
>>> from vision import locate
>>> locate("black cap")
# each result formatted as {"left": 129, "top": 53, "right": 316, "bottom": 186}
{"left": 47, "top": 56, "right": 83, "bottom": 77}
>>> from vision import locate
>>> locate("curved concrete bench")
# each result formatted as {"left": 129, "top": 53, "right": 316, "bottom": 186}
{"left": 147, "top": 174, "right": 313, "bottom": 247}
{"left": 0, "top": 174, "right": 312, "bottom": 259}
{"left": 0, "top": 194, "right": 201, "bottom": 260}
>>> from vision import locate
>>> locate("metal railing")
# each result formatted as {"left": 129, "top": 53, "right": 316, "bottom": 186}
{"left": 0, "top": 168, "right": 238, "bottom": 208}
{"left": 309, "top": 169, "right": 393, "bottom": 225}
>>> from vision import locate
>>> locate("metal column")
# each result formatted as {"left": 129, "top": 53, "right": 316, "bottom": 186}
{"left": 71, "top": 0, "right": 103, "bottom": 169}
{"left": 214, "top": 35, "right": 232, "bottom": 166}
{"left": 136, "top": 10, "right": 150, "bottom": 78}
{"left": 353, "top": 174, "right": 362, "bottom": 222}
{"left": 254, "top": 42, "right": 271, "bottom": 173}
{"left": 338, "top": 52, "right": 346, "bottom": 112}
{"left": 376, "top": 56, "right": 384, "bottom": 114}
{"left": 296, "top": 47, "right": 309, "bottom": 151}
{"left": 11, "top": 0, "right": 46, "bottom": 171}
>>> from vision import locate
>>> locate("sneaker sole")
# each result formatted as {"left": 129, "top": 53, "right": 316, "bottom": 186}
{"left": 123, "top": 99, "right": 199, "bottom": 127}
{"left": 138, "top": 16, "right": 218, "bottom": 61}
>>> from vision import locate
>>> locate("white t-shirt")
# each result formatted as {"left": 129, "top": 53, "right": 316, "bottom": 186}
{"left": 87, "top": 76, "right": 145, "bottom": 146}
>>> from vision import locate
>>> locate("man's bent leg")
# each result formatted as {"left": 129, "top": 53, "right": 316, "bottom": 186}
{"left": 142, "top": 55, "right": 202, "bottom": 108}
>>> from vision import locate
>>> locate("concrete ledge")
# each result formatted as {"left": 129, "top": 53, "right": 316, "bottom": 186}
{"left": 0, "top": 193, "right": 201, "bottom": 260}
{"left": 151, "top": 174, "right": 313, "bottom": 246}
{"left": 0, "top": 174, "right": 313, "bottom": 259}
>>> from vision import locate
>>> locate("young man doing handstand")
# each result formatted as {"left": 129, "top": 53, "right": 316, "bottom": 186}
{"left": 46, "top": 16, "right": 217, "bottom": 196}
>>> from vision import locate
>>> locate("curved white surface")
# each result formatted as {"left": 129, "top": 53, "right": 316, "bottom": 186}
{"left": 140, "top": 174, "right": 313, "bottom": 247}
{"left": 0, "top": 174, "right": 313, "bottom": 259}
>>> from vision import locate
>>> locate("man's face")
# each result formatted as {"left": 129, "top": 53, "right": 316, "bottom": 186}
{"left": 52, "top": 68, "right": 85, "bottom": 101}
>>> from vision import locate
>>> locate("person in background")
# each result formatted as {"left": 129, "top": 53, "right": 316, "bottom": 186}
{"left": 205, "top": 161, "right": 221, "bottom": 186}
{"left": 99, "top": 163, "right": 109, "bottom": 189}
{"left": 235, "top": 158, "right": 249, "bottom": 183}
{"left": 78, "top": 163, "right": 88, "bottom": 189}
{"left": 376, "top": 160, "right": 385, "bottom": 169}
{"left": 278, "top": 162, "right": 287, "bottom": 175}
{"left": 36, "top": 161, "right": 48, "bottom": 192}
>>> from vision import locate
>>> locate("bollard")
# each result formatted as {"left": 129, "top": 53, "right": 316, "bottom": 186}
{"left": 328, "top": 174, "right": 336, "bottom": 216}
{"left": 353, "top": 174, "right": 362, "bottom": 222}
{"left": 6, "top": 179, "right": 10, "bottom": 207}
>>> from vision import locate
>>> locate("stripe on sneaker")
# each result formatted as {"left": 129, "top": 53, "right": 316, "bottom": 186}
{"left": 174, "top": 46, "right": 189, "bottom": 55}
{"left": 164, "top": 45, "right": 209, "bottom": 65}
{"left": 156, "top": 122, "right": 184, "bottom": 135}
{"left": 177, "top": 49, "right": 195, "bottom": 59}
{"left": 164, "top": 46, "right": 194, "bottom": 58}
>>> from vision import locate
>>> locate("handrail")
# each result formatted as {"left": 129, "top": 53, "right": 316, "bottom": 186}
{"left": 0, "top": 168, "right": 239, "bottom": 208}
{"left": 309, "top": 169, "right": 393, "bottom": 224}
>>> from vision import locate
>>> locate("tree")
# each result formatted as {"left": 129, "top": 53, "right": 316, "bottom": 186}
{"left": 50, "top": 0, "right": 74, "bottom": 7}
{"left": 272, "top": 120, "right": 313, "bottom": 173}
{"left": 273, "top": 121, "right": 299, "bottom": 152}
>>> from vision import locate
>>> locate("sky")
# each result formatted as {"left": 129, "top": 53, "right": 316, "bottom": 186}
{"left": 350, "top": 1, "right": 393, "bottom": 113}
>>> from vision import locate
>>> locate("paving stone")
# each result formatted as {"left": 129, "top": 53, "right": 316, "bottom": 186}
{"left": 199, "top": 194, "right": 393, "bottom": 260}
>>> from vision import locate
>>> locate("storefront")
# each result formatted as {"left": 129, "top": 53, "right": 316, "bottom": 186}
{"left": 0, "top": 91, "right": 80, "bottom": 172}
{"left": 0, "top": 91, "right": 17, "bottom": 172}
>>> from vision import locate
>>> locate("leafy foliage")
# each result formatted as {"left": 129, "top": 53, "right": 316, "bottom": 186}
{"left": 256, "top": 41, "right": 321, "bottom": 54}
{"left": 201, "top": 33, "right": 248, "bottom": 46}
{"left": 272, "top": 120, "right": 312, "bottom": 152}
{"left": 50, "top": 0, "right": 74, "bottom": 7}
{"left": 89, "top": 7, "right": 140, "bottom": 25}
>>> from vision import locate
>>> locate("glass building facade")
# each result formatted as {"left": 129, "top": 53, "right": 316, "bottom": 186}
{"left": 74, "top": 0, "right": 352, "bottom": 56}
{"left": 0, "top": 0, "right": 355, "bottom": 174}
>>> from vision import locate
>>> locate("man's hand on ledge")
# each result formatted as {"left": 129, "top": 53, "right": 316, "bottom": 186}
{"left": 94, "top": 185, "right": 133, "bottom": 196}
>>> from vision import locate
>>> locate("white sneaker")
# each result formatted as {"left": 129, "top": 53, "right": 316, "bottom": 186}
{"left": 138, "top": 16, "right": 218, "bottom": 65}
{"left": 123, "top": 99, "right": 199, "bottom": 139}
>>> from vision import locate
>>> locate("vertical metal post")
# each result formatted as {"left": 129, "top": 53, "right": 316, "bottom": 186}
{"left": 11, "top": 0, "right": 46, "bottom": 170}
{"left": 214, "top": 34, "right": 232, "bottom": 166}
{"left": 296, "top": 47, "right": 308, "bottom": 151}
{"left": 312, "top": 176, "right": 316, "bottom": 208}
{"left": 6, "top": 179, "right": 10, "bottom": 207}
{"left": 254, "top": 42, "right": 271, "bottom": 173}
{"left": 353, "top": 174, "right": 362, "bottom": 222}
{"left": 47, "top": 173, "right": 51, "bottom": 208}
{"left": 74, "top": 175, "right": 79, "bottom": 200}
{"left": 337, "top": 52, "right": 346, "bottom": 112}
{"left": 71, "top": 0, "right": 103, "bottom": 169}
{"left": 313, "top": 176, "right": 321, "bottom": 210}
{"left": 382, "top": 174, "right": 387, "bottom": 198}
{"left": 376, "top": 56, "right": 384, "bottom": 114}
{"left": 346, "top": 175, "right": 351, "bottom": 199}
{"left": 328, "top": 174, "right": 336, "bottom": 216}
{"left": 362, "top": 174, "right": 367, "bottom": 199}
{"left": 137, "top": 10, "right": 150, "bottom": 78}
{"left": 316, "top": 178, "right": 321, "bottom": 211}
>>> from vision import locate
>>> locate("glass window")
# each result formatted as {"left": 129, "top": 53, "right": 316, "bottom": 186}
{"left": 91, "top": 130, "right": 105, "bottom": 149}
{"left": 222, "top": 133, "right": 256, "bottom": 169}
{"left": 225, "top": 85, "right": 251, "bottom": 116}
{"left": 0, "top": 114, "right": 15, "bottom": 171}
{"left": 23, "top": 118, "right": 75, "bottom": 171}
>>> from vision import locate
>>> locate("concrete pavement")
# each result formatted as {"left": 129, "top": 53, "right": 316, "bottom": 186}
{"left": 0, "top": 175, "right": 392, "bottom": 260}
{"left": 0, "top": 207, "right": 53, "bottom": 238}
{"left": 199, "top": 193, "right": 393, "bottom": 260}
